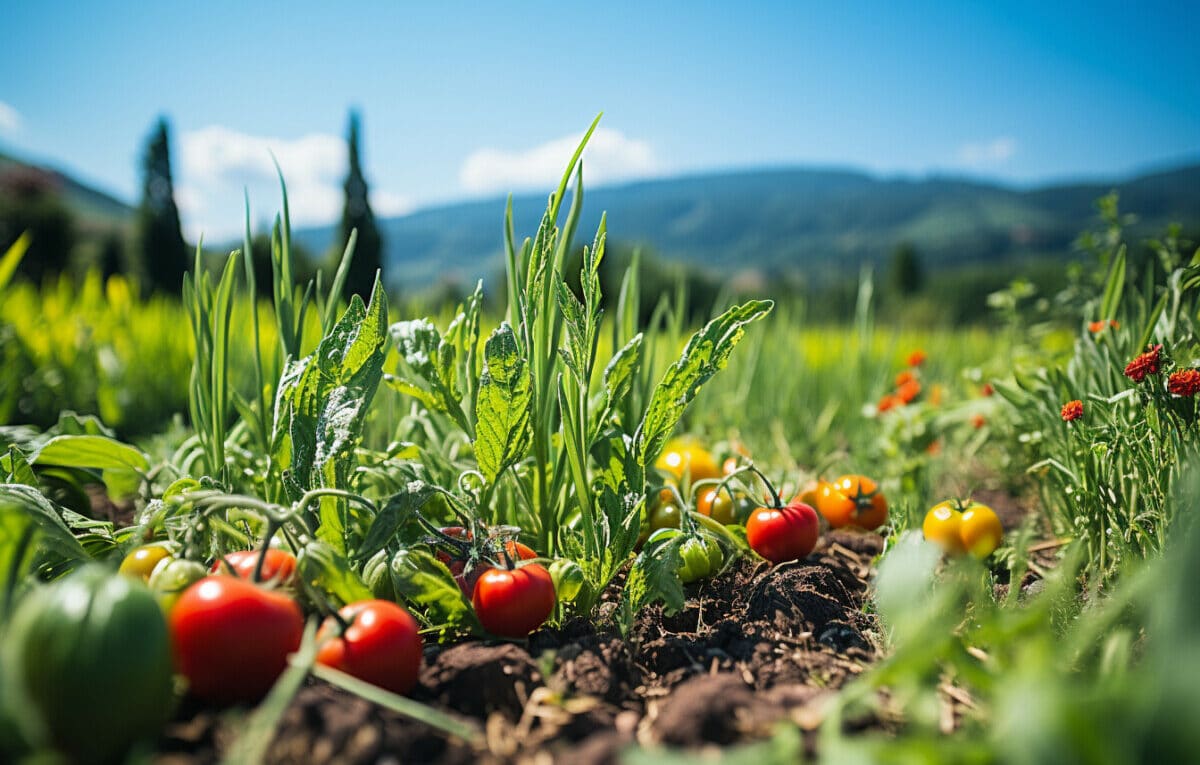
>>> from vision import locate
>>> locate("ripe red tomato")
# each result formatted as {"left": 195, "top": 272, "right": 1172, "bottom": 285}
{"left": 169, "top": 576, "right": 304, "bottom": 704}
{"left": 316, "top": 600, "right": 423, "bottom": 695}
{"left": 471, "top": 563, "right": 556, "bottom": 638}
{"left": 745, "top": 502, "right": 820, "bottom": 564}
{"left": 434, "top": 527, "right": 537, "bottom": 596}
{"left": 816, "top": 475, "right": 888, "bottom": 530}
{"left": 210, "top": 548, "right": 297, "bottom": 584}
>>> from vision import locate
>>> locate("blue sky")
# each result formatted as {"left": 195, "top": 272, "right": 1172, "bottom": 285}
{"left": 2, "top": 0, "right": 1197, "bottom": 240}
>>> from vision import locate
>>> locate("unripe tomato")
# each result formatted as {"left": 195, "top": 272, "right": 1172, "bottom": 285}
{"left": 2, "top": 566, "right": 174, "bottom": 765}
{"left": 677, "top": 535, "right": 724, "bottom": 583}
{"left": 746, "top": 502, "right": 820, "bottom": 564}
{"left": 696, "top": 487, "right": 738, "bottom": 525}
{"left": 648, "top": 494, "right": 683, "bottom": 531}
{"left": 960, "top": 504, "right": 1004, "bottom": 558}
{"left": 655, "top": 440, "right": 722, "bottom": 483}
{"left": 816, "top": 475, "right": 888, "bottom": 530}
{"left": 549, "top": 559, "right": 586, "bottom": 603}
{"left": 118, "top": 543, "right": 174, "bottom": 581}
{"left": 149, "top": 557, "right": 208, "bottom": 612}
{"left": 922, "top": 502, "right": 966, "bottom": 554}
{"left": 170, "top": 576, "right": 304, "bottom": 704}
{"left": 472, "top": 563, "right": 556, "bottom": 638}
{"left": 316, "top": 600, "right": 422, "bottom": 695}
{"left": 211, "top": 548, "right": 297, "bottom": 585}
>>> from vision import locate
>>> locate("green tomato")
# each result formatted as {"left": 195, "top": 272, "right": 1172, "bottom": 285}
{"left": 549, "top": 559, "right": 585, "bottom": 603}
{"left": 1, "top": 566, "right": 174, "bottom": 765}
{"left": 678, "top": 536, "right": 723, "bottom": 583}
{"left": 148, "top": 557, "right": 207, "bottom": 613}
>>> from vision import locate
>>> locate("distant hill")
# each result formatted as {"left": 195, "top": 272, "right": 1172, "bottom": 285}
{"left": 0, "top": 151, "right": 134, "bottom": 231}
{"left": 293, "top": 162, "right": 1200, "bottom": 290}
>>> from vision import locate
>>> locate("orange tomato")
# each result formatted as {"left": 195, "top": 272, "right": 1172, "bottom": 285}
{"left": 816, "top": 475, "right": 888, "bottom": 530}
{"left": 654, "top": 440, "right": 722, "bottom": 483}
{"left": 696, "top": 487, "right": 738, "bottom": 525}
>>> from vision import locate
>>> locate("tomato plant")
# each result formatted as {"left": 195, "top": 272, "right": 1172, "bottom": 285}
{"left": 2, "top": 567, "right": 174, "bottom": 765}
{"left": 816, "top": 475, "right": 889, "bottom": 530}
{"left": 211, "top": 548, "right": 297, "bottom": 584}
{"left": 746, "top": 502, "right": 820, "bottom": 563}
{"left": 471, "top": 563, "right": 556, "bottom": 638}
{"left": 118, "top": 543, "right": 174, "bottom": 581}
{"left": 316, "top": 600, "right": 423, "bottom": 695}
{"left": 169, "top": 576, "right": 304, "bottom": 703}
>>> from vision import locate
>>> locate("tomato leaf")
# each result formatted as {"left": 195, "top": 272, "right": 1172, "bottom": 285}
{"left": 597, "top": 333, "right": 643, "bottom": 435}
{"left": 387, "top": 318, "right": 471, "bottom": 433}
{"left": 297, "top": 542, "right": 373, "bottom": 606}
{"left": 0, "top": 486, "right": 89, "bottom": 612}
{"left": 31, "top": 435, "right": 149, "bottom": 473}
{"left": 634, "top": 300, "right": 773, "bottom": 471}
{"left": 474, "top": 323, "right": 532, "bottom": 483}
{"left": 388, "top": 549, "right": 479, "bottom": 632}
{"left": 2, "top": 445, "right": 37, "bottom": 487}
{"left": 271, "top": 279, "right": 388, "bottom": 551}
{"left": 625, "top": 532, "right": 686, "bottom": 616}
{"left": 356, "top": 481, "right": 438, "bottom": 563}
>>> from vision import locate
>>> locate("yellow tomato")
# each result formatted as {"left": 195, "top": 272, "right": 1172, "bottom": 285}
{"left": 697, "top": 487, "right": 738, "bottom": 525}
{"left": 922, "top": 502, "right": 965, "bottom": 555}
{"left": 655, "top": 440, "right": 722, "bottom": 483}
{"left": 960, "top": 504, "right": 1004, "bottom": 558}
{"left": 118, "top": 544, "right": 173, "bottom": 581}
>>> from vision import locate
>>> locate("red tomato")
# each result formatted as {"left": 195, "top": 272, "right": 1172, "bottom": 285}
{"left": 816, "top": 475, "right": 888, "bottom": 530}
{"left": 211, "top": 548, "right": 297, "bottom": 585}
{"left": 169, "top": 576, "right": 304, "bottom": 704}
{"left": 434, "top": 527, "right": 537, "bottom": 596}
{"left": 316, "top": 600, "right": 423, "bottom": 695}
{"left": 746, "top": 502, "right": 820, "bottom": 564}
{"left": 471, "top": 564, "right": 556, "bottom": 638}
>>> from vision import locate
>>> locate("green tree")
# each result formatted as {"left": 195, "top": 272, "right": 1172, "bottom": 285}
{"left": 338, "top": 110, "right": 383, "bottom": 300}
{"left": 135, "top": 118, "right": 188, "bottom": 294}
{"left": 887, "top": 241, "right": 924, "bottom": 296}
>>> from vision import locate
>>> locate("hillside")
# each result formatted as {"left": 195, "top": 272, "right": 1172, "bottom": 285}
{"left": 293, "top": 163, "right": 1200, "bottom": 290}
{"left": 0, "top": 151, "right": 133, "bottom": 231}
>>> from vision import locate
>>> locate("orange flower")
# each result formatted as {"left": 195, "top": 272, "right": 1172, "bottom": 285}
{"left": 1061, "top": 400, "right": 1084, "bottom": 422}
{"left": 1168, "top": 369, "right": 1200, "bottom": 397}
{"left": 970, "top": 413, "right": 986, "bottom": 429}
{"left": 906, "top": 349, "right": 927, "bottom": 367}
{"left": 1123, "top": 344, "right": 1162, "bottom": 382}
{"left": 980, "top": 382, "right": 995, "bottom": 397}
{"left": 896, "top": 379, "right": 922, "bottom": 404}
{"left": 925, "top": 439, "right": 942, "bottom": 455}
{"left": 877, "top": 394, "right": 901, "bottom": 413}
{"left": 1088, "top": 319, "right": 1119, "bottom": 333}
{"left": 895, "top": 370, "right": 915, "bottom": 387}
{"left": 929, "top": 384, "right": 945, "bottom": 407}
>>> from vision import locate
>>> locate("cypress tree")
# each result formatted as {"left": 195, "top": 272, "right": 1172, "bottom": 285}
{"left": 338, "top": 110, "right": 383, "bottom": 300}
{"left": 136, "top": 117, "right": 188, "bottom": 294}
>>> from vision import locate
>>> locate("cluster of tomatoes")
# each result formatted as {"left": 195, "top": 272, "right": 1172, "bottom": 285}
{"left": 651, "top": 439, "right": 892, "bottom": 570}
{"left": 119, "top": 544, "right": 424, "bottom": 702}
{"left": 922, "top": 499, "right": 1004, "bottom": 558}
{"left": 430, "top": 526, "right": 557, "bottom": 638}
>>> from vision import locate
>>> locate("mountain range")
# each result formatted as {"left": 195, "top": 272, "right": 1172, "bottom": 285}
{"left": 292, "top": 162, "right": 1200, "bottom": 289}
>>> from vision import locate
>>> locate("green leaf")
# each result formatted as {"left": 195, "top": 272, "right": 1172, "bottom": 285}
{"left": 474, "top": 323, "right": 532, "bottom": 483}
{"left": 629, "top": 531, "right": 686, "bottom": 614}
{"left": 297, "top": 541, "right": 373, "bottom": 606}
{"left": 31, "top": 435, "right": 149, "bottom": 473}
{"left": 1099, "top": 244, "right": 1126, "bottom": 322}
{"left": 597, "top": 333, "right": 643, "bottom": 433}
{"left": 0, "top": 231, "right": 31, "bottom": 292}
{"left": 388, "top": 548, "right": 478, "bottom": 631}
{"left": 0, "top": 485, "right": 89, "bottom": 602}
{"left": 387, "top": 318, "right": 469, "bottom": 432}
{"left": 357, "top": 481, "right": 438, "bottom": 563}
{"left": 271, "top": 278, "right": 389, "bottom": 546}
{"left": 635, "top": 300, "right": 774, "bottom": 468}
{"left": 2, "top": 446, "right": 37, "bottom": 487}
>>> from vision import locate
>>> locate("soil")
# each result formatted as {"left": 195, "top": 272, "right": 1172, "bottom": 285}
{"left": 153, "top": 530, "right": 885, "bottom": 764}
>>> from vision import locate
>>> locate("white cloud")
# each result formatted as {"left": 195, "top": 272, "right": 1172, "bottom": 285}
{"left": 177, "top": 126, "right": 408, "bottom": 242}
{"left": 0, "top": 101, "right": 21, "bottom": 135}
{"left": 954, "top": 137, "right": 1017, "bottom": 168}
{"left": 459, "top": 127, "right": 659, "bottom": 195}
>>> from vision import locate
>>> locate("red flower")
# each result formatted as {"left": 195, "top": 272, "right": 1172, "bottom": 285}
{"left": 971, "top": 413, "right": 986, "bottom": 429}
{"left": 877, "top": 394, "right": 900, "bottom": 413}
{"left": 896, "top": 379, "right": 922, "bottom": 404}
{"left": 1061, "top": 400, "right": 1084, "bottom": 422}
{"left": 1168, "top": 369, "right": 1200, "bottom": 397}
{"left": 980, "top": 382, "right": 995, "bottom": 397}
{"left": 906, "top": 350, "right": 927, "bottom": 367}
{"left": 926, "top": 439, "right": 942, "bottom": 456}
{"left": 895, "top": 370, "right": 915, "bottom": 387}
{"left": 1123, "top": 344, "right": 1162, "bottom": 382}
